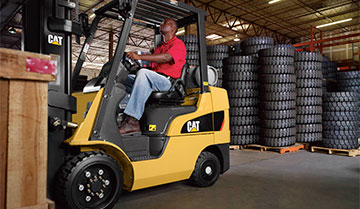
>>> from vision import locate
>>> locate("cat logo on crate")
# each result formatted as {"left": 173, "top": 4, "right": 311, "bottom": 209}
{"left": 187, "top": 121, "right": 200, "bottom": 132}
{"left": 48, "top": 34, "right": 63, "bottom": 46}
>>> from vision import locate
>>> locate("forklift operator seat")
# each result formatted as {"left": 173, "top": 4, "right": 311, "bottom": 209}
{"left": 148, "top": 63, "right": 188, "bottom": 104}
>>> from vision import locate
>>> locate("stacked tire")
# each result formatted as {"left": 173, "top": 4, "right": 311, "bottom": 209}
{"left": 258, "top": 45, "right": 296, "bottom": 147}
{"left": 294, "top": 52, "right": 323, "bottom": 142}
{"left": 323, "top": 92, "right": 360, "bottom": 149}
{"left": 241, "top": 37, "right": 274, "bottom": 57}
{"left": 178, "top": 35, "right": 199, "bottom": 66}
{"left": 223, "top": 56, "right": 259, "bottom": 145}
{"left": 337, "top": 71, "right": 360, "bottom": 94}
{"left": 207, "top": 45, "right": 229, "bottom": 87}
{"left": 231, "top": 43, "right": 242, "bottom": 56}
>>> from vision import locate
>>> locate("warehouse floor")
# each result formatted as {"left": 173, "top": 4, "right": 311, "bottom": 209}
{"left": 115, "top": 150, "right": 359, "bottom": 209}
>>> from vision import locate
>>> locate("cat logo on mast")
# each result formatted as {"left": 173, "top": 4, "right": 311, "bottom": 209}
{"left": 48, "top": 34, "right": 63, "bottom": 46}
{"left": 187, "top": 121, "right": 200, "bottom": 132}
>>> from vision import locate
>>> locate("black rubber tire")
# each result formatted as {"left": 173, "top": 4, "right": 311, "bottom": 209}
{"left": 186, "top": 52, "right": 199, "bottom": 60}
{"left": 260, "top": 92, "right": 296, "bottom": 101}
{"left": 323, "top": 92, "right": 360, "bottom": 102}
{"left": 189, "top": 151, "right": 221, "bottom": 187}
{"left": 260, "top": 83, "right": 296, "bottom": 92}
{"left": 231, "top": 125, "right": 259, "bottom": 135}
{"left": 337, "top": 79, "right": 360, "bottom": 87}
{"left": 296, "top": 106, "right": 322, "bottom": 115}
{"left": 229, "top": 98, "right": 258, "bottom": 107}
{"left": 322, "top": 139, "right": 359, "bottom": 150}
{"left": 262, "top": 128, "right": 296, "bottom": 138}
{"left": 224, "top": 72, "right": 258, "bottom": 81}
{"left": 223, "top": 56, "right": 257, "bottom": 65}
{"left": 261, "top": 101, "right": 296, "bottom": 110}
{"left": 323, "top": 102, "right": 358, "bottom": 112}
{"left": 207, "top": 45, "right": 229, "bottom": 53}
{"left": 296, "top": 124, "right": 322, "bottom": 133}
{"left": 323, "top": 130, "right": 360, "bottom": 140}
{"left": 261, "top": 118, "right": 296, "bottom": 129}
{"left": 296, "top": 97, "right": 322, "bottom": 106}
{"left": 208, "top": 60, "right": 223, "bottom": 68}
{"left": 242, "top": 36, "right": 274, "bottom": 47}
{"left": 223, "top": 64, "right": 257, "bottom": 73}
{"left": 230, "top": 107, "right": 258, "bottom": 116}
{"left": 207, "top": 52, "right": 229, "bottom": 60}
{"left": 294, "top": 52, "right": 322, "bottom": 62}
{"left": 228, "top": 89, "right": 258, "bottom": 98}
{"left": 259, "top": 65, "right": 295, "bottom": 74}
{"left": 187, "top": 59, "right": 199, "bottom": 66}
{"left": 261, "top": 136, "right": 296, "bottom": 147}
{"left": 294, "top": 62, "right": 322, "bottom": 70}
{"left": 323, "top": 121, "right": 360, "bottom": 131}
{"left": 260, "top": 109, "right": 296, "bottom": 119}
{"left": 296, "top": 70, "right": 323, "bottom": 79}
{"left": 231, "top": 135, "right": 259, "bottom": 145}
{"left": 186, "top": 44, "right": 198, "bottom": 51}
{"left": 56, "top": 151, "right": 123, "bottom": 209}
{"left": 244, "top": 44, "right": 273, "bottom": 55}
{"left": 178, "top": 35, "right": 198, "bottom": 43}
{"left": 259, "top": 57, "right": 294, "bottom": 66}
{"left": 260, "top": 74, "right": 295, "bottom": 83}
{"left": 296, "top": 88, "right": 322, "bottom": 97}
{"left": 296, "top": 114, "right": 322, "bottom": 124}
{"left": 230, "top": 116, "right": 259, "bottom": 125}
{"left": 296, "top": 132, "right": 322, "bottom": 142}
{"left": 296, "top": 79, "right": 322, "bottom": 88}
{"left": 323, "top": 112, "right": 359, "bottom": 121}
{"left": 336, "top": 71, "right": 360, "bottom": 80}
{"left": 258, "top": 44, "right": 295, "bottom": 57}
{"left": 224, "top": 81, "right": 258, "bottom": 90}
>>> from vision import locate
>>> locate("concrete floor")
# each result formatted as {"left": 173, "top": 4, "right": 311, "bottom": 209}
{"left": 115, "top": 150, "right": 359, "bottom": 209}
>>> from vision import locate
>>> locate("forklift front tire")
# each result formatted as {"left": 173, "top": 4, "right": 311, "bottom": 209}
{"left": 189, "top": 151, "right": 220, "bottom": 187}
{"left": 56, "top": 151, "right": 123, "bottom": 209}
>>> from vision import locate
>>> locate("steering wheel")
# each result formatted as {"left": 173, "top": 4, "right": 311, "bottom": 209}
{"left": 123, "top": 53, "right": 141, "bottom": 73}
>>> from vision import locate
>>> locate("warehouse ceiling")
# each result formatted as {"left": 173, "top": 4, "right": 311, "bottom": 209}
{"left": 1, "top": 0, "right": 359, "bottom": 72}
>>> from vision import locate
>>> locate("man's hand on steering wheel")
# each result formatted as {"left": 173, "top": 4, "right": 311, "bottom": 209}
{"left": 127, "top": 51, "right": 140, "bottom": 60}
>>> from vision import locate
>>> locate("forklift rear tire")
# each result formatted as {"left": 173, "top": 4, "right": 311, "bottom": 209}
{"left": 56, "top": 151, "right": 123, "bottom": 209}
{"left": 189, "top": 151, "right": 220, "bottom": 187}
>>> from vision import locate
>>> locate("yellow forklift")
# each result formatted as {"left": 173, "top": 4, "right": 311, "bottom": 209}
{"left": 52, "top": 0, "right": 230, "bottom": 208}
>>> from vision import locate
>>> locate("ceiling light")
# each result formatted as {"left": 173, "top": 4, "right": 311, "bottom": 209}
{"left": 8, "top": 27, "right": 16, "bottom": 34}
{"left": 206, "top": 34, "right": 223, "bottom": 40}
{"left": 269, "top": 0, "right": 281, "bottom": 4}
{"left": 316, "top": 18, "right": 353, "bottom": 28}
{"left": 234, "top": 38, "right": 240, "bottom": 42}
{"left": 176, "top": 29, "right": 185, "bottom": 35}
{"left": 89, "top": 13, "right": 96, "bottom": 19}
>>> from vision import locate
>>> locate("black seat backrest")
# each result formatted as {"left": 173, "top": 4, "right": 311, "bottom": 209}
{"left": 147, "top": 63, "right": 189, "bottom": 104}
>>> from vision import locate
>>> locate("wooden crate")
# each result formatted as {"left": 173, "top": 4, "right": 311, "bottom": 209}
{"left": 0, "top": 48, "right": 56, "bottom": 209}
{"left": 311, "top": 146, "right": 360, "bottom": 157}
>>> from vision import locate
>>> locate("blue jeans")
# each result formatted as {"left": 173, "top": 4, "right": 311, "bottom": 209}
{"left": 122, "top": 69, "right": 172, "bottom": 120}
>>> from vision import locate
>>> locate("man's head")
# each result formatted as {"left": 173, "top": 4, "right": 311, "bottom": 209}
{"left": 160, "top": 18, "right": 178, "bottom": 36}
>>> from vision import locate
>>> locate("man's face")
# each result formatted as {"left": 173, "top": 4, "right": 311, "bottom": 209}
{"left": 160, "top": 19, "right": 174, "bottom": 35}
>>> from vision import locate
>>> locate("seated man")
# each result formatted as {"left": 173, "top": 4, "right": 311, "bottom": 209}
{"left": 119, "top": 18, "right": 187, "bottom": 135}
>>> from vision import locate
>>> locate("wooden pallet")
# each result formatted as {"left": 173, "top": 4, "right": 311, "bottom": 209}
{"left": 311, "top": 146, "right": 360, "bottom": 157}
{"left": 230, "top": 143, "right": 304, "bottom": 154}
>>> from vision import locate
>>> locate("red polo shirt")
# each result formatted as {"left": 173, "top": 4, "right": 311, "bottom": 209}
{"left": 151, "top": 36, "right": 186, "bottom": 79}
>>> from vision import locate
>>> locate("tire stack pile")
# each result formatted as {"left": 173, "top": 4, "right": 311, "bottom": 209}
{"left": 323, "top": 92, "right": 360, "bottom": 149}
{"left": 294, "top": 52, "right": 323, "bottom": 143}
{"left": 241, "top": 37, "right": 274, "bottom": 57}
{"left": 178, "top": 35, "right": 199, "bottom": 66}
{"left": 231, "top": 43, "right": 242, "bottom": 56}
{"left": 337, "top": 71, "right": 360, "bottom": 94}
{"left": 207, "top": 45, "right": 229, "bottom": 87}
{"left": 223, "top": 56, "right": 259, "bottom": 145}
{"left": 322, "top": 56, "right": 330, "bottom": 79}
{"left": 327, "top": 62, "right": 337, "bottom": 80}
{"left": 258, "top": 45, "right": 297, "bottom": 147}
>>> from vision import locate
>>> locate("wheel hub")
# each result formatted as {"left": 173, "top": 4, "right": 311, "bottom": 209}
{"left": 205, "top": 166, "right": 213, "bottom": 175}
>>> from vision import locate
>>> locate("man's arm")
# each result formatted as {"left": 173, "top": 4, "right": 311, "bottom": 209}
{"left": 127, "top": 52, "right": 174, "bottom": 64}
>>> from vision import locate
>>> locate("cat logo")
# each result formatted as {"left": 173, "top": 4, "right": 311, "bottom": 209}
{"left": 149, "top": 124, "right": 157, "bottom": 132}
{"left": 48, "top": 34, "right": 63, "bottom": 46}
{"left": 187, "top": 121, "right": 200, "bottom": 132}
